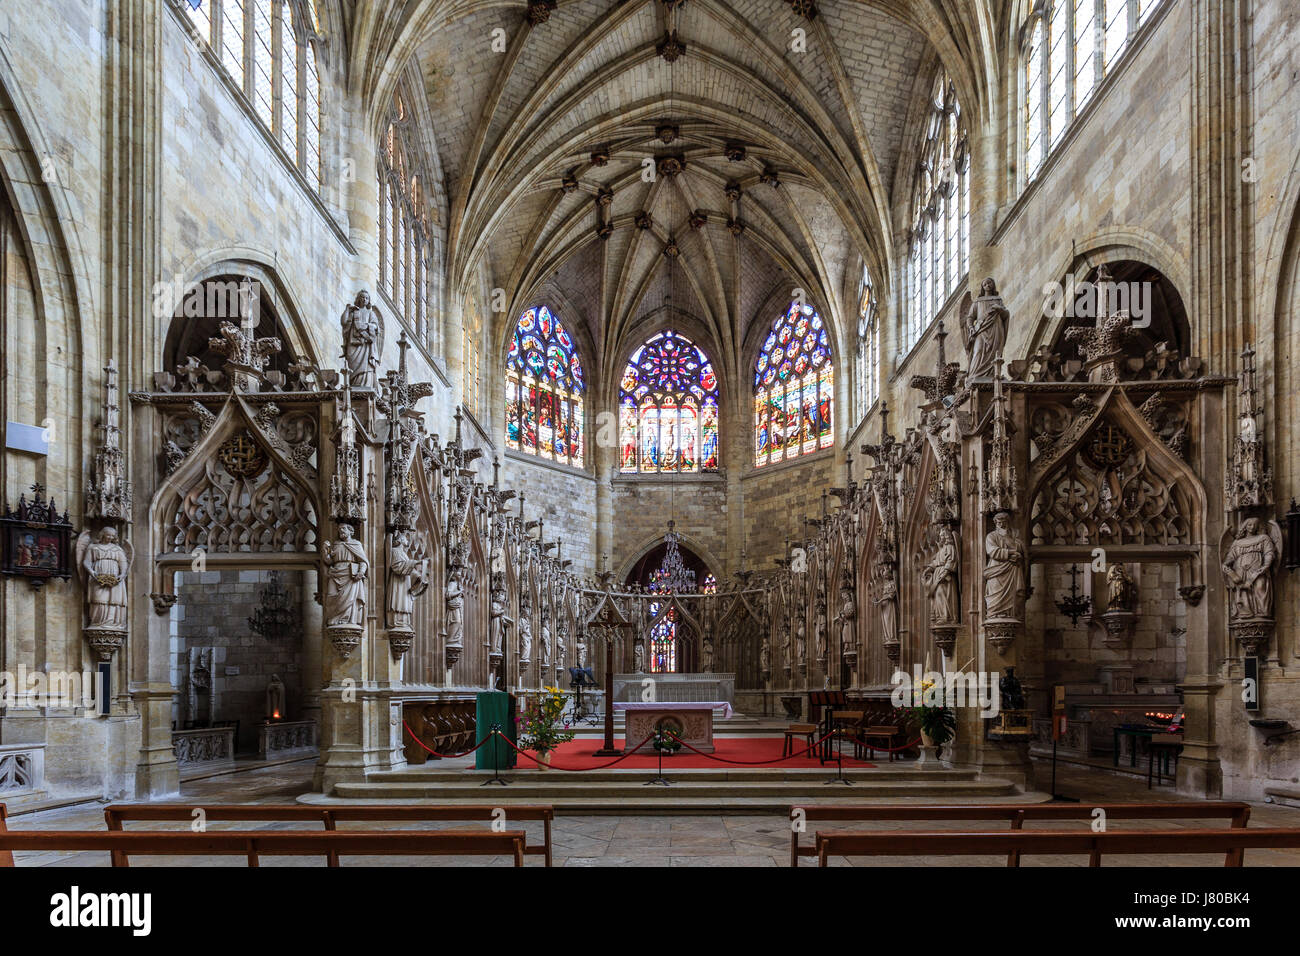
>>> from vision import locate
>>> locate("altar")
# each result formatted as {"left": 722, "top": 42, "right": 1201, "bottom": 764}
{"left": 613, "top": 701, "right": 733, "bottom": 753}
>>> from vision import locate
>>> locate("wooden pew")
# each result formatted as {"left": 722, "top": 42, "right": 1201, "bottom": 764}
{"left": 0, "top": 829, "right": 526, "bottom": 866}
{"left": 788, "top": 802, "right": 1252, "bottom": 866}
{"left": 814, "top": 827, "right": 1300, "bottom": 867}
{"left": 103, "top": 803, "right": 555, "bottom": 867}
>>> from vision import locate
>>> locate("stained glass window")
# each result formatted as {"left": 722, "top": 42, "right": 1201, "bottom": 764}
{"left": 905, "top": 70, "right": 968, "bottom": 355}
{"left": 618, "top": 330, "right": 720, "bottom": 474}
{"left": 505, "top": 306, "right": 585, "bottom": 468}
{"left": 1023, "top": 1, "right": 1165, "bottom": 186}
{"left": 855, "top": 264, "right": 879, "bottom": 420}
{"left": 754, "top": 301, "right": 834, "bottom": 467}
{"left": 647, "top": 568, "right": 677, "bottom": 673}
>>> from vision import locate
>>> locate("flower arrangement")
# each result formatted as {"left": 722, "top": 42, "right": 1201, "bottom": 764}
{"left": 905, "top": 678, "right": 957, "bottom": 752}
{"left": 517, "top": 686, "right": 576, "bottom": 757}
{"left": 651, "top": 720, "right": 684, "bottom": 754}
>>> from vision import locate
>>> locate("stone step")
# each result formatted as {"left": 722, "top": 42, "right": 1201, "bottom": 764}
{"left": 331, "top": 771, "right": 1019, "bottom": 805}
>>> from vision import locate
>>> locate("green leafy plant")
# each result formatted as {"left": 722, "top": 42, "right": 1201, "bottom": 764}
{"left": 517, "top": 686, "right": 576, "bottom": 757}
{"left": 906, "top": 679, "right": 957, "bottom": 747}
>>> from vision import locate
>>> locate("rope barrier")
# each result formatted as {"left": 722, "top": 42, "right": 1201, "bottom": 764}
{"left": 402, "top": 721, "right": 495, "bottom": 759}
{"left": 654, "top": 729, "right": 842, "bottom": 766}
{"left": 498, "top": 732, "right": 657, "bottom": 772}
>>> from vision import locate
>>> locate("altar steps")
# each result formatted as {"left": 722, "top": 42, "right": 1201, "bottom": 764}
{"left": 326, "top": 767, "right": 1021, "bottom": 811}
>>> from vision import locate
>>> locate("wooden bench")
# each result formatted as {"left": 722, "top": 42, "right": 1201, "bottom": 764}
{"left": 788, "top": 802, "right": 1252, "bottom": 866}
{"left": 814, "top": 827, "right": 1300, "bottom": 867}
{"left": 103, "top": 803, "right": 555, "bottom": 866}
{"left": 0, "top": 828, "right": 526, "bottom": 866}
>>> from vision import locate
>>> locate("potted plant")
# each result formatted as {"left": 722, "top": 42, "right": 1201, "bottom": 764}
{"left": 906, "top": 679, "right": 957, "bottom": 762}
{"left": 517, "top": 686, "right": 576, "bottom": 769}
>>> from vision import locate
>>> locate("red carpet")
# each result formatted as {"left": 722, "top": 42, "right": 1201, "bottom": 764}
{"left": 516, "top": 736, "right": 876, "bottom": 770}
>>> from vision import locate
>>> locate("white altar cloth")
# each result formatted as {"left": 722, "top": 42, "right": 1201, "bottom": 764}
{"left": 612, "top": 701, "right": 734, "bottom": 718}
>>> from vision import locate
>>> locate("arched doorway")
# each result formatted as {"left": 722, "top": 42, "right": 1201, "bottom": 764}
{"left": 624, "top": 536, "right": 716, "bottom": 674}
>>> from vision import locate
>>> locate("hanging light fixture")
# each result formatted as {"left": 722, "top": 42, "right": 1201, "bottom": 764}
{"left": 658, "top": 520, "right": 697, "bottom": 593}
{"left": 1054, "top": 563, "right": 1091, "bottom": 626}
{"left": 248, "top": 571, "right": 301, "bottom": 641}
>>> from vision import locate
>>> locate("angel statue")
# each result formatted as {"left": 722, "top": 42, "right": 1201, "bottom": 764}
{"left": 76, "top": 527, "right": 131, "bottom": 631}
{"left": 1222, "top": 517, "right": 1281, "bottom": 621}
{"left": 341, "top": 290, "right": 383, "bottom": 389}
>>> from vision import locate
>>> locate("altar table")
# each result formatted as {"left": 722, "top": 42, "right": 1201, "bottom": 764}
{"left": 612, "top": 701, "right": 734, "bottom": 753}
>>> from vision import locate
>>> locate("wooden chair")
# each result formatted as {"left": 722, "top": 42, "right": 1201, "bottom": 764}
{"left": 861, "top": 724, "right": 904, "bottom": 762}
{"left": 783, "top": 723, "right": 817, "bottom": 758}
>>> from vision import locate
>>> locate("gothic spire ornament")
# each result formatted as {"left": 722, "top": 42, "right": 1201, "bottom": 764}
{"left": 85, "top": 359, "right": 132, "bottom": 521}
{"left": 329, "top": 378, "right": 365, "bottom": 524}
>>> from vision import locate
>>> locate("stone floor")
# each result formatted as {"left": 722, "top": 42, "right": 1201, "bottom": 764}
{"left": 6, "top": 756, "right": 1300, "bottom": 866}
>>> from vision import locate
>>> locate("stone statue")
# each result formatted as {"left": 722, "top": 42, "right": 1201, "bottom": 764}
{"left": 963, "top": 277, "right": 1009, "bottom": 379}
{"left": 760, "top": 638, "right": 771, "bottom": 673}
{"left": 445, "top": 573, "right": 465, "bottom": 650}
{"left": 341, "top": 290, "right": 383, "bottom": 389}
{"left": 385, "top": 531, "right": 427, "bottom": 632}
{"left": 266, "top": 674, "right": 286, "bottom": 719}
{"left": 489, "top": 572, "right": 506, "bottom": 656}
{"left": 875, "top": 571, "right": 898, "bottom": 645}
{"left": 80, "top": 527, "right": 130, "bottom": 630}
{"left": 922, "top": 525, "right": 960, "bottom": 625}
{"left": 814, "top": 601, "right": 827, "bottom": 660}
{"left": 323, "top": 524, "right": 369, "bottom": 628}
{"left": 577, "top": 640, "right": 588, "bottom": 669}
{"left": 555, "top": 619, "right": 567, "bottom": 670}
{"left": 837, "top": 585, "right": 855, "bottom": 651}
{"left": 983, "top": 511, "right": 1024, "bottom": 622}
{"left": 634, "top": 640, "right": 645, "bottom": 672}
{"left": 999, "top": 666, "right": 1026, "bottom": 711}
{"left": 796, "top": 617, "right": 807, "bottom": 664}
{"left": 517, "top": 595, "right": 532, "bottom": 663}
{"left": 1105, "top": 562, "right": 1137, "bottom": 613}
{"left": 701, "top": 637, "right": 714, "bottom": 673}
{"left": 540, "top": 611, "right": 552, "bottom": 669}
{"left": 1222, "top": 517, "right": 1280, "bottom": 621}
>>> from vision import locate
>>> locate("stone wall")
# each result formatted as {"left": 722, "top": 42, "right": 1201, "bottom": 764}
{"left": 500, "top": 452, "right": 598, "bottom": 577}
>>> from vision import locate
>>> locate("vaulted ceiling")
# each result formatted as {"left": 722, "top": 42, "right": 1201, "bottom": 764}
{"left": 342, "top": 0, "right": 1006, "bottom": 394}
